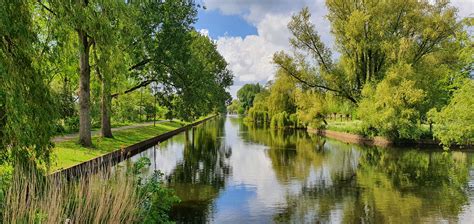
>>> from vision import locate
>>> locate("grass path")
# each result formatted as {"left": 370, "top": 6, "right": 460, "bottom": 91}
{"left": 51, "top": 120, "right": 186, "bottom": 171}
{"left": 52, "top": 120, "right": 167, "bottom": 143}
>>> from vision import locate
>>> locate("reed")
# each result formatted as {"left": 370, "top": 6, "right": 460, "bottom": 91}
{"left": 2, "top": 164, "right": 142, "bottom": 224}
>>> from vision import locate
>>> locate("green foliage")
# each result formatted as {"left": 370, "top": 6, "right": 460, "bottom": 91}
{"left": 270, "top": 112, "right": 289, "bottom": 129}
{"left": 266, "top": 70, "right": 297, "bottom": 116}
{"left": 0, "top": 0, "right": 57, "bottom": 165}
{"left": 294, "top": 89, "right": 328, "bottom": 128}
{"left": 268, "top": 1, "right": 472, "bottom": 143}
{"left": 227, "top": 99, "right": 242, "bottom": 114}
{"left": 428, "top": 79, "right": 474, "bottom": 147}
{"left": 358, "top": 64, "right": 426, "bottom": 139}
{"left": 237, "top": 83, "right": 263, "bottom": 113}
{"left": 137, "top": 171, "right": 180, "bottom": 224}
{"left": 131, "top": 157, "right": 180, "bottom": 223}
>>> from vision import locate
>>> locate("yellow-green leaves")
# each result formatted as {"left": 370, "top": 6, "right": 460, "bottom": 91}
{"left": 429, "top": 79, "right": 474, "bottom": 147}
{"left": 358, "top": 63, "right": 426, "bottom": 139}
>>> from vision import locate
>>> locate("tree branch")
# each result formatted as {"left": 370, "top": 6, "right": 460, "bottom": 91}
{"left": 111, "top": 79, "right": 157, "bottom": 98}
{"left": 129, "top": 58, "right": 153, "bottom": 71}
{"left": 277, "top": 61, "right": 357, "bottom": 104}
{"left": 37, "top": 0, "right": 57, "bottom": 16}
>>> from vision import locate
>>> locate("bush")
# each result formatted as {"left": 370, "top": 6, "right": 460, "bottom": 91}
{"left": 247, "top": 107, "right": 269, "bottom": 124}
{"left": 64, "top": 116, "right": 80, "bottom": 133}
{"left": 357, "top": 64, "right": 425, "bottom": 140}
{"left": 428, "top": 79, "right": 474, "bottom": 147}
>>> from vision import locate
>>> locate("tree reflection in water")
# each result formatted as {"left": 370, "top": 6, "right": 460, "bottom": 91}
{"left": 167, "top": 118, "right": 232, "bottom": 223}
{"left": 122, "top": 117, "right": 474, "bottom": 223}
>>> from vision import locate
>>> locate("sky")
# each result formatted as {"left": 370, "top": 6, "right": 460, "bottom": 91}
{"left": 194, "top": 0, "right": 474, "bottom": 99}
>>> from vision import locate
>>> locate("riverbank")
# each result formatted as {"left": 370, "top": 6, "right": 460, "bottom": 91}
{"left": 52, "top": 115, "right": 217, "bottom": 174}
{"left": 52, "top": 121, "right": 186, "bottom": 171}
{"left": 307, "top": 127, "right": 472, "bottom": 149}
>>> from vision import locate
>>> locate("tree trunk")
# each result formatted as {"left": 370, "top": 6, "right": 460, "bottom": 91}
{"left": 0, "top": 105, "right": 5, "bottom": 148}
{"left": 100, "top": 76, "right": 113, "bottom": 138}
{"left": 78, "top": 29, "right": 92, "bottom": 147}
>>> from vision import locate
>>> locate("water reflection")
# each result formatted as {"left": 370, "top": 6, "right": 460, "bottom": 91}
{"left": 122, "top": 116, "right": 474, "bottom": 223}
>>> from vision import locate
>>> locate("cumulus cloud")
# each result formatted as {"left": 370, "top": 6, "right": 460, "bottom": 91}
{"left": 207, "top": 0, "right": 472, "bottom": 98}
{"left": 216, "top": 14, "right": 290, "bottom": 85}
{"left": 205, "top": 0, "right": 332, "bottom": 96}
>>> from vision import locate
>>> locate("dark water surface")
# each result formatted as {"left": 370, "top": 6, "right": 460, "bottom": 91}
{"left": 121, "top": 116, "right": 474, "bottom": 223}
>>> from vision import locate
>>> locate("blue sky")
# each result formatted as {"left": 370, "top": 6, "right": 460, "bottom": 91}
{"left": 195, "top": 8, "right": 257, "bottom": 39}
{"left": 195, "top": 0, "right": 474, "bottom": 99}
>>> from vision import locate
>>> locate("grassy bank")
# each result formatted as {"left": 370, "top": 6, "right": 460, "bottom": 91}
{"left": 52, "top": 120, "right": 186, "bottom": 171}
{"left": 324, "top": 120, "right": 433, "bottom": 140}
{"left": 326, "top": 120, "right": 363, "bottom": 135}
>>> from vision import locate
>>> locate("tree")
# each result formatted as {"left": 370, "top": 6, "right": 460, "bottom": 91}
{"left": 40, "top": 0, "right": 100, "bottom": 146}
{"left": 227, "top": 100, "right": 241, "bottom": 114}
{"left": 266, "top": 69, "right": 297, "bottom": 117}
{"left": 0, "top": 0, "right": 56, "bottom": 164}
{"left": 275, "top": 1, "right": 464, "bottom": 104}
{"left": 357, "top": 63, "right": 426, "bottom": 139}
{"left": 428, "top": 79, "right": 474, "bottom": 147}
{"left": 237, "top": 83, "right": 262, "bottom": 113}
{"left": 271, "top": 1, "right": 471, "bottom": 139}
{"left": 111, "top": 1, "right": 232, "bottom": 122}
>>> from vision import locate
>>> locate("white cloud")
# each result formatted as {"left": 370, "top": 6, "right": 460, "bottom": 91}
{"left": 205, "top": 0, "right": 332, "bottom": 92}
{"left": 205, "top": 0, "right": 473, "bottom": 99}
{"left": 198, "top": 28, "right": 210, "bottom": 37}
{"left": 451, "top": 0, "right": 474, "bottom": 19}
{"left": 216, "top": 14, "right": 291, "bottom": 85}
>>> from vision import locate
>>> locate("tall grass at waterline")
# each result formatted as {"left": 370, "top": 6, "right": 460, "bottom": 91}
{"left": 2, "top": 165, "right": 141, "bottom": 224}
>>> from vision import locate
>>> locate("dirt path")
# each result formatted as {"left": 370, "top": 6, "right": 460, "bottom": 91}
{"left": 52, "top": 120, "right": 167, "bottom": 143}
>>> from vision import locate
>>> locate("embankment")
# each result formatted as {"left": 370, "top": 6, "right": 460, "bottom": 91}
{"left": 52, "top": 115, "right": 217, "bottom": 177}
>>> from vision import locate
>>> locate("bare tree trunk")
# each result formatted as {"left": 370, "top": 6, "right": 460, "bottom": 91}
{"left": 78, "top": 29, "right": 92, "bottom": 147}
{"left": 100, "top": 77, "right": 113, "bottom": 138}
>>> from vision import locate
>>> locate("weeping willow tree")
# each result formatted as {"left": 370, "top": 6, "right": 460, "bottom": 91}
{"left": 0, "top": 0, "right": 56, "bottom": 166}
{"left": 272, "top": 0, "right": 472, "bottom": 141}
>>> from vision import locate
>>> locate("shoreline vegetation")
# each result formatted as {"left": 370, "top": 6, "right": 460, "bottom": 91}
{"left": 228, "top": 3, "right": 473, "bottom": 149}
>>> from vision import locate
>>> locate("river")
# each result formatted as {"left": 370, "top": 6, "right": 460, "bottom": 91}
{"left": 120, "top": 116, "right": 474, "bottom": 223}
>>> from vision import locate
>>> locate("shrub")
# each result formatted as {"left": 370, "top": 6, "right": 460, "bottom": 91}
{"left": 64, "top": 116, "right": 80, "bottom": 133}
{"left": 428, "top": 79, "right": 474, "bottom": 147}
{"left": 357, "top": 64, "right": 425, "bottom": 140}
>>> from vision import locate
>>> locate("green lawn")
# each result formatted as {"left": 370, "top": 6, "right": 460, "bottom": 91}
{"left": 325, "top": 120, "right": 363, "bottom": 135}
{"left": 325, "top": 120, "right": 433, "bottom": 139}
{"left": 51, "top": 121, "right": 186, "bottom": 171}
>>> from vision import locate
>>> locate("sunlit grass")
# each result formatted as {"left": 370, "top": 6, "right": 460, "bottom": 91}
{"left": 52, "top": 121, "right": 186, "bottom": 171}
{"left": 325, "top": 120, "right": 363, "bottom": 135}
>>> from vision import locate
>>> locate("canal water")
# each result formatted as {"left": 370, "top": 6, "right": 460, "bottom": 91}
{"left": 121, "top": 116, "right": 474, "bottom": 223}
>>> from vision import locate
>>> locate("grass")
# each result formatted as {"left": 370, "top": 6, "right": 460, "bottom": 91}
{"left": 325, "top": 120, "right": 363, "bottom": 135}
{"left": 51, "top": 120, "right": 186, "bottom": 171}
{"left": 325, "top": 120, "right": 434, "bottom": 140}
{"left": 3, "top": 164, "right": 142, "bottom": 224}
